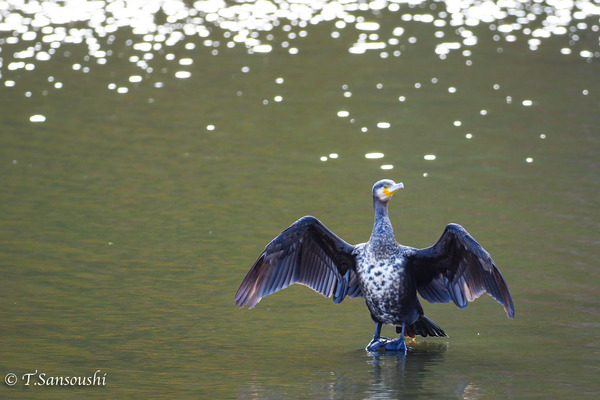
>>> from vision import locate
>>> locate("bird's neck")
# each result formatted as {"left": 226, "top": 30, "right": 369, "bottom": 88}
{"left": 370, "top": 199, "right": 397, "bottom": 249}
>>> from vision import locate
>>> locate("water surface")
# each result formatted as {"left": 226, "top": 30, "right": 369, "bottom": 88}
{"left": 1, "top": 1, "right": 599, "bottom": 399}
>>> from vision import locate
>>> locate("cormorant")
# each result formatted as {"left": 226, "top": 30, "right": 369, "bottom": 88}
{"left": 234, "top": 179, "right": 515, "bottom": 352}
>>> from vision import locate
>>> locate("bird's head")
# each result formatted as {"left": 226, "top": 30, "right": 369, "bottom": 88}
{"left": 372, "top": 179, "right": 404, "bottom": 203}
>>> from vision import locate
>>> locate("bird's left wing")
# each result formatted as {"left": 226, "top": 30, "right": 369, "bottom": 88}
{"left": 407, "top": 223, "right": 514, "bottom": 318}
{"left": 234, "top": 216, "right": 362, "bottom": 309}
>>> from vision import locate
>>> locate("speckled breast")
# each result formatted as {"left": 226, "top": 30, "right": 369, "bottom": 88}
{"left": 355, "top": 244, "right": 417, "bottom": 325}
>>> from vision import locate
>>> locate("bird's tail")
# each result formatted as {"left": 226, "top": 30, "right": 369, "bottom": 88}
{"left": 400, "top": 315, "right": 448, "bottom": 338}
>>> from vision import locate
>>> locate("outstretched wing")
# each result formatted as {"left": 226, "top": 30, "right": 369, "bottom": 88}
{"left": 234, "top": 216, "right": 362, "bottom": 309}
{"left": 408, "top": 223, "right": 514, "bottom": 318}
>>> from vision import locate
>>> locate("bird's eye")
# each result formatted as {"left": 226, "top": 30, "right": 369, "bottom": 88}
{"left": 383, "top": 185, "right": 388, "bottom": 189}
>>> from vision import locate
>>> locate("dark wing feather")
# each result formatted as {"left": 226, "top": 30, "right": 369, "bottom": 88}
{"left": 234, "top": 216, "right": 361, "bottom": 309}
{"left": 408, "top": 223, "right": 515, "bottom": 318}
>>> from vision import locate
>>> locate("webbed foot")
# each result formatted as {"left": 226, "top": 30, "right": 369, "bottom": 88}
{"left": 366, "top": 337, "right": 386, "bottom": 352}
{"left": 383, "top": 337, "right": 407, "bottom": 352}
{"left": 365, "top": 337, "right": 407, "bottom": 353}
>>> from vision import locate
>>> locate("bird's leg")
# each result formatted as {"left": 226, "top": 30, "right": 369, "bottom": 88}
{"left": 366, "top": 322, "right": 386, "bottom": 352}
{"left": 383, "top": 323, "right": 407, "bottom": 352}
{"left": 373, "top": 321, "right": 382, "bottom": 340}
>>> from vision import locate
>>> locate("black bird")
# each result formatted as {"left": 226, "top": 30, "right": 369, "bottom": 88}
{"left": 235, "top": 179, "right": 515, "bottom": 352}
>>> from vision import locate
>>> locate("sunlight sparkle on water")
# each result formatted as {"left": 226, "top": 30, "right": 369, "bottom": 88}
{"left": 0, "top": 0, "right": 598, "bottom": 94}
{"left": 356, "top": 22, "right": 380, "bottom": 31}
{"left": 365, "top": 153, "right": 384, "bottom": 159}
{"left": 175, "top": 71, "right": 191, "bottom": 79}
{"left": 253, "top": 44, "right": 273, "bottom": 53}
{"left": 29, "top": 114, "right": 46, "bottom": 122}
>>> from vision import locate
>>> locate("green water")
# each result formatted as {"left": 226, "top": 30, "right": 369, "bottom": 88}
{"left": 1, "top": 1, "right": 599, "bottom": 398}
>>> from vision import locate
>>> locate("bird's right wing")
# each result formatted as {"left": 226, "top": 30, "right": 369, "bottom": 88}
{"left": 408, "top": 223, "right": 514, "bottom": 318}
{"left": 234, "top": 216, "right": 362, "bottom": 309}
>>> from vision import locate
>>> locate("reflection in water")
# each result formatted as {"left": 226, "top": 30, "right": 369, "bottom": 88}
{"left": 364, "top": 343, "right": 490, "bottom": 400}
{"left": 367, "top": 352, "right": 410, "bottom": 398}
{"left": 237, "top": 345, "right": 454, "bottom": 399}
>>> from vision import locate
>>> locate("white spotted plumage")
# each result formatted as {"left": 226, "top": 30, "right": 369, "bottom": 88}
{"left": 354, "top": 243, "right": 419, "bottom": 326}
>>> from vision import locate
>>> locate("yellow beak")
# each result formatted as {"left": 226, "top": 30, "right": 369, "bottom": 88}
{"left": 383, "top": 182, "right": 404, "bottom": 197}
